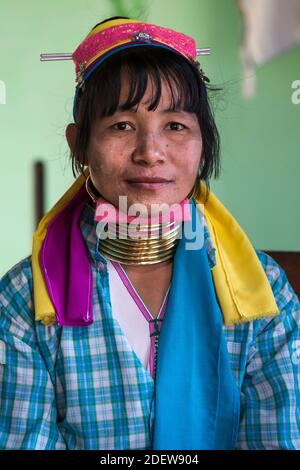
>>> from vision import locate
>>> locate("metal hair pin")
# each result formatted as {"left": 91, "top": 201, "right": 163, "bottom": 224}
{"left": 40, "top": 48, "right": 210, "bottom": 61}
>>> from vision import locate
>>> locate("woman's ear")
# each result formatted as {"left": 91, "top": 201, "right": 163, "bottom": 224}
{"left": 65, "top": 123, "right": 78, "bottom": 153}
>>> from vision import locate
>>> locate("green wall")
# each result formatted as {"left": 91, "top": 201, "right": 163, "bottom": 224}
{"left": 1, "top": 0, "right": 299, "bottom": 276}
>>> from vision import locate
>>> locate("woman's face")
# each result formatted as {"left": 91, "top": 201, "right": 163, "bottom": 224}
{"left": 87, "top": 73, "right": 203, "bottom": 213}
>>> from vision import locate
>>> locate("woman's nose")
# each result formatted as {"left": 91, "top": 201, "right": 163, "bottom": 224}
{"left": 131, "top": 131, "right": 166, "bottom": 166}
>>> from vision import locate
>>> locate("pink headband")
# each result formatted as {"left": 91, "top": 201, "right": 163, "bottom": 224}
{"left": 72, "top": 20, "right": 198, "bottom": 88}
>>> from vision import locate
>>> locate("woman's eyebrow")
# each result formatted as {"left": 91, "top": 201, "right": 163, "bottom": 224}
{"left": 161, "top": 109, "right": 191, "bottom": 115}
{"left": 161, "top": 108, "right": 197, "bottom": 120}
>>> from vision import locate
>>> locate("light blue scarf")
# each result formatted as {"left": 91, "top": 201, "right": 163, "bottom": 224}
{"left": 153, "top": 199, "right": 240, "bottom": 450}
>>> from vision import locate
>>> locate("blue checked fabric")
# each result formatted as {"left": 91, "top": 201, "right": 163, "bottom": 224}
{"left": 1, "top": 202, "right": 300, "bottom": 449}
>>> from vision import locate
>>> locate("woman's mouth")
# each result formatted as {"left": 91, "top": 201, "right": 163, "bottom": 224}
{"left": 126, "top": 177, "right": 173, "bottom": 190}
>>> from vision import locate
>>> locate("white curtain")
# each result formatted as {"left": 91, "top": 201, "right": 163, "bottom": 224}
{"left": 238, "top": 0, "right": 300, "bottom": 98}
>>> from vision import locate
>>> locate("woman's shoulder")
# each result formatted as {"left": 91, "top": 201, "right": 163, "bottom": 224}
{"left": 1, "top": 255, "right": 33, "bottom": 301}
{"left": 242, "top": 249, "right": 300, "bottom": 340}
{"left": 225, "top": 249, "right": 300, "bottom": 342}
{"left": 254, "top": 249, "right": 299, "bottom": 310}
{"left": 0, "top": 256, "right": 35, "bottom": 340}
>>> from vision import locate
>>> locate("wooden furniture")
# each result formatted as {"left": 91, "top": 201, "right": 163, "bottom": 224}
{"left": 264, "top": 251, "right": 300, "bottom": 300}
{"left": 34, "top": 161, "right": 45, "bottom": 228}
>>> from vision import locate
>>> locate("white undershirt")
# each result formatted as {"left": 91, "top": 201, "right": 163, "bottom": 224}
{"left": 106, "top": 259, "right": 168, "bottom": 376}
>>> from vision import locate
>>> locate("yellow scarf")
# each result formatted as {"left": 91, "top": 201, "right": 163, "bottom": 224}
{"left": 32, "top": 174, "right": 279, "bottom": 326}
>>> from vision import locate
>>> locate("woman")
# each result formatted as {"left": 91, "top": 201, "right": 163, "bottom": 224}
{"left": 0, "top": 16, "right": 299, "bottom": 450}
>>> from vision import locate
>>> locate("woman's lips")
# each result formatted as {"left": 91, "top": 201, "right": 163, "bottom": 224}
{"left": 126, "top": 181, "right": 172, "bottom": 189}
{"left": 127, "top": 178, "right": 172, "bottom": 189}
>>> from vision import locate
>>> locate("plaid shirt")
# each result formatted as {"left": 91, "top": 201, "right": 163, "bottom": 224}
{"left": 1, "top": 202, "right": 300, "bottom": 449}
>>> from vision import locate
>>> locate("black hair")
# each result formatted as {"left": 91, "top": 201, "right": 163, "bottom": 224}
{"left": 71, "top": 17, "right": 221, "bottom": 199}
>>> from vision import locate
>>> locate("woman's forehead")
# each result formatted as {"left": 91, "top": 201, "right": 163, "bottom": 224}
{"left": 118, "top": 71, "right": 181, "bottom": 110}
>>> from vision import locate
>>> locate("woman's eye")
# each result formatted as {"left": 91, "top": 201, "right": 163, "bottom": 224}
{"left": 112, "top": 122, "right": 132, "bottom": 131}
{"left": 167, "top": 122, "right": 186, "bottom": 131}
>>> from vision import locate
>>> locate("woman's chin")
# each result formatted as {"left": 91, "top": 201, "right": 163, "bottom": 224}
{"left": 99, "top": 184, "right": 187, "bottom": 217}
{"left": 125, "top": 195, "right": 185, "bottom": 218}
